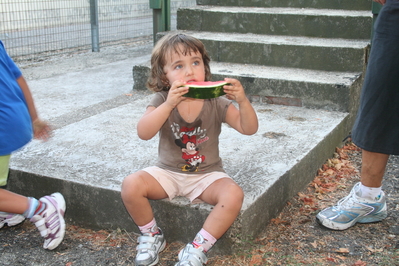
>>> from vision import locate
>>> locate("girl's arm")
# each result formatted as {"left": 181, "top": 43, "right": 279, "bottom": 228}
{"left": 223, "top": 78, "right": 258, "bottom": 135}
{"left": 137, "top": 80, "right": 189, "bottom": 140}
{"left": 137, "top": 104, "right": 174, "bottom": 140}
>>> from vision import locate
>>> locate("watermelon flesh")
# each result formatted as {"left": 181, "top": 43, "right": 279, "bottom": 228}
{"left": 183, "top": 81, "right": 229, "bottom": 99}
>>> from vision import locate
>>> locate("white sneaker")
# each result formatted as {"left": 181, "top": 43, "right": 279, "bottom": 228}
{"left": 0, "top": 212, "right": 25, "bottom": 228}
{"left": 135, "top": 228, "right": 166, "bottom": 266}
{"left": 316, "top": 182, "right": 387, "bottom": 230}
{"left": 175, "top": 243, "right": 208, "bottom": 266}
{"left": 30, "top": 192, "right": 66, "bottom": 250}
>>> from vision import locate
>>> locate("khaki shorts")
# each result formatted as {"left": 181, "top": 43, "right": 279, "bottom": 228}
{"left": 0, "top": 155, "right": 11, "bottom": 187}
{"left": 143, "top": 166, "right": 231, "bottom": 204}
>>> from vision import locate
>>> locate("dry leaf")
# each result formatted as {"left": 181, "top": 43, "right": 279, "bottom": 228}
{"left": 325, "top": 169, "right": 335, "bottom": 175}
{"left": 366, "top": 247, "right": 383, "bottom": 253}
{"left": 249, "top": 254, "right": 263, "bottom": 265}
{"left": 335, "top": 163, "right": 342, "bottom": 170}
{"left": 298, "top": 192, "right": 306, "bottom": 198}
{"left": 354, "top": 260, "right": 367, "bottom": 266}
{"left": 336, "top": 248, "right": 350, "bottom": 253}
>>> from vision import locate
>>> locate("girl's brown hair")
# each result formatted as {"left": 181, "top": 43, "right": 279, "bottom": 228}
{"left": 146, "top": 32, "right": 212, "bottom": 92}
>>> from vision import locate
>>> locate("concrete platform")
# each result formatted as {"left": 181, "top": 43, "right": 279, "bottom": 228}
{"left": 8, "top": 40, "right": 350, "bottom": 254}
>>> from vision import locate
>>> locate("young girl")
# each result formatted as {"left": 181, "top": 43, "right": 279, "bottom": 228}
{"left": 121, "top": 32, "right": 258, "bottom": 266}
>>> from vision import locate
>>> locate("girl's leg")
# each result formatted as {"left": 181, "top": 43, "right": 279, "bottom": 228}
{"left": 121, "top": 170, "right": 169, "bottom": 266}
{"left": 121, "top": 170, "right": 169, "bottom": 226}
{"left": 198, "top": 178, "right": 244, "bottom": 239}
{"left": 176, "top": 178, "right": 243, "bottom": 266}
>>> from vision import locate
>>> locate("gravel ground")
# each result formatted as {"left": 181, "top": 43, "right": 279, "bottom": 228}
{"left": 1, "top": 144, "right": 398, "bottom": 266}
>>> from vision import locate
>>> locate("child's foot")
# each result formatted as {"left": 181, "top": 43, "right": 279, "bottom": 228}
{"left": 0, "top": 212, "right": 25, "bottom": 228}
{"left": 175, "top": 243, "right": 208, "bottom": 266}
{"left": 135, "top": 228, "right": 166, "bottom": 266}
{"left": 30, "top": 192, "right": 66, "bottom": 250}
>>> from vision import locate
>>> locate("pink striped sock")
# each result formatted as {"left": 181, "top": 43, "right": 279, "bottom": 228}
{"left": 192, "top": 228, "right": 217, "bottom": 253}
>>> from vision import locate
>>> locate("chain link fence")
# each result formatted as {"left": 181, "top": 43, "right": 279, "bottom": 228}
{"left": 0, "top": 0, "right": 195, "bottom": 61}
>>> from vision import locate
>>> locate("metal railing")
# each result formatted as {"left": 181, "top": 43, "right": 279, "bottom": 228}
{"left": 0, "top": 0, "right": 195, "bottom": 60}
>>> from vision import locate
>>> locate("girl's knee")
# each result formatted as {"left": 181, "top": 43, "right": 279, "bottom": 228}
{"left": 229, "top": 182, "right": 244, "bottom": 199}
{"left": 121, "top": 173, "right": 143, "bottom": 200}
{"left": 220, "top": 183, "right": 244, "bottom": 207}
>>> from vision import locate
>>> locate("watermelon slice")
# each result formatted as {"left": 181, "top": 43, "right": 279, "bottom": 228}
{"left": 183, "top": 81, "right": 229, "bottom": 99}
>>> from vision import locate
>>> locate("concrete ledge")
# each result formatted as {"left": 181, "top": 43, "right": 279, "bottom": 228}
{"left": 178, "top": 7, "right": 372, "bottom": 39}
{"left": 197, "top": 0, "right": 371, "bottom": 10}
{"left": 134, "top": 61, "right": 364, "bottom": 112}
{"left": 160, "top": 30, "right": 368, "bottom": 72}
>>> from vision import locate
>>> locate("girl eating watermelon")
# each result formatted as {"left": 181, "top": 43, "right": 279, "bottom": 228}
{"left": 121, "top": 32, "right": 258, "bottom": 266}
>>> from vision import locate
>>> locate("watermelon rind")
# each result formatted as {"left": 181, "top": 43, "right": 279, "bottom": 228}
{"left": 183, "top": 81, "right": 229, "bottom": 99}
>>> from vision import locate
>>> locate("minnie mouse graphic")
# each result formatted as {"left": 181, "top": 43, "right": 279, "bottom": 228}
{"left": 175, "top": 129, "right": 205, "bottom": 172}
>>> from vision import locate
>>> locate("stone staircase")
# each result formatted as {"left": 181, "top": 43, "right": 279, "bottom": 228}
{"left": 130, "top": 0, "right": 372, "bottom": 254}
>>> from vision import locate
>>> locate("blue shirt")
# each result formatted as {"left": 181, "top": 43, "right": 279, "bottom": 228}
{"left": 0, "top": 40, "right": 32, "bottom": 155}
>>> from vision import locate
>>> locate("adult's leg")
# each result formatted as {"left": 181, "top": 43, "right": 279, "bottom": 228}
{"left": 360, "top": 149, "right": 389, "bottom": 188}
{"left": 316, "top": 149, "right": 388, "bottom": 230}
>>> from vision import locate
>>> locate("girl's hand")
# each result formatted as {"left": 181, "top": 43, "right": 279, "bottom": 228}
{"left": 32, "top": 119, "right": 52, "bottom": 141}
{"left": 223, "top": 78, "right": 247, "bottom": 104}
{"left": 165, "top": 80, "right": 189, "bottom": 108}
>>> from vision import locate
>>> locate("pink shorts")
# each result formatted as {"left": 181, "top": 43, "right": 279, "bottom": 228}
{"left": 142, "top": 166, "right": 231, "bottom": 204}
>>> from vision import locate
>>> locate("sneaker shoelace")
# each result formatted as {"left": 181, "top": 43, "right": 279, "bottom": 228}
{"left": 335, "top": 190, "right": 357, "bottom": 210}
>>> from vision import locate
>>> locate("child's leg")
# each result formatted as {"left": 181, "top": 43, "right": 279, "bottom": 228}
{"left": 0, "top": 189, "right": 29, "bottom": 214}
{"left": 121, "top": 170, "right": 169, "bottom": 226}
{"left": 0, "top": 188, "right": 66, "bottom": 250}
{"left": 0, "top": 188, "right": 45, "bottom": 218}
{"left": 198, "top": 178, "right": 244, "bottom": 239}
{"left": 0, "top": 156, "right": 65, "bottom": 249}
{"left": 0, "top": 155, "right": 29, "bottom": 227}
{"left": 121, "top": 170, "right": 169, "bottom": 266}
{"left": 176, "top": 178, "right": 243, "bottom": 265}
{"left": 0, "top": 155, "right": 29, "bottom": 215}
{"left": 0, "top": 189, "right": 27, "bottom": 228}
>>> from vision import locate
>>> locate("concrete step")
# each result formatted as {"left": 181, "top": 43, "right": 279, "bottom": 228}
{"left": 134, "top": 60, "right": 363, "bottom": 112}
{"left": 159, "top": 30, "right": 369, "bottom": 72}
{"left": 8, "top": 89, "right": 352, "bottom": 255}
{"left": 178, "top": 6, "right": 372, "bottom": 39}
{"left": 197, "top": 0, "right": 371, "bottom": 10}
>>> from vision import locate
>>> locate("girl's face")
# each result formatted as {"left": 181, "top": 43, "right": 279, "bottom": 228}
{"left": 163, "top": 45, "right": 205, "bottom": 85}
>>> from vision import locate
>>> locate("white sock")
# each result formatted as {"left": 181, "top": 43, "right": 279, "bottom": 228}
{"left": 358, "top": 183, "right": 382, "bottom": 201}
{"left": 22, "top": 197, "right": 39, "bottom": 219}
